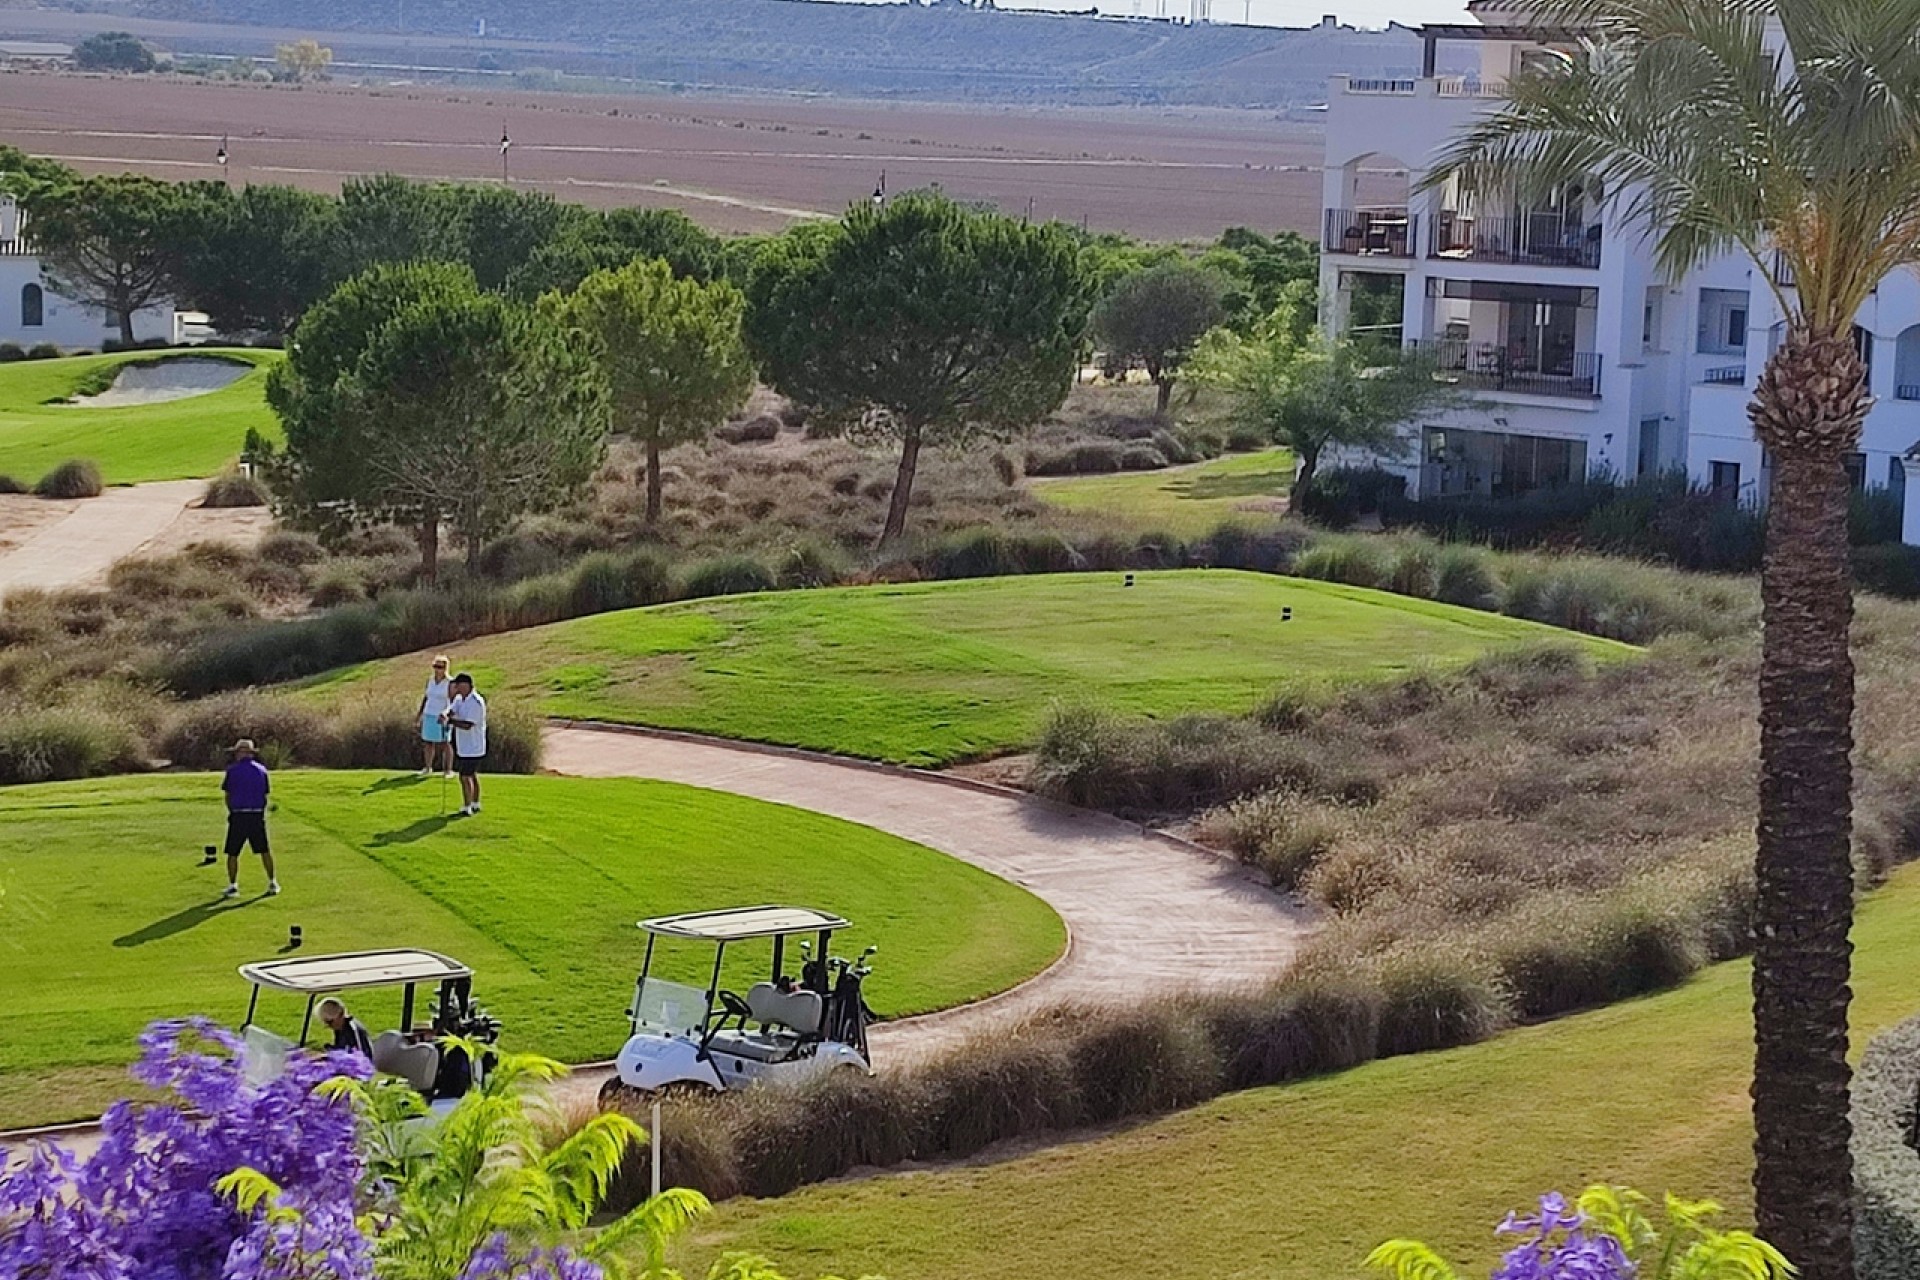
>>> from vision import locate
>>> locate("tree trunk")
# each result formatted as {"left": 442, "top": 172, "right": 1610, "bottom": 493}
{"left": 117, "top": 306, "right": 134, "bottom": 346}
{"left": 645, "top": 437, "right": 663, "bottom": 525}
{"left": 418, "top": 514, "right": 439, "bottom": 584}
{"left": 1747, "top": 326, "right": 1869, "bottom": 1280}
{"left": 1288, "top": 446, "right": 1319, "bottom": 511}
{"left": 880, "top": 426, "right": 923, "bottom": 545}
{"left": 1155, "top": 376, "right": 1172, "bottom": 419}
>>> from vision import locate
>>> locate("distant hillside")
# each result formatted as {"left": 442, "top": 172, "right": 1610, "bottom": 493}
{"left": 87, "top": 0, "right": 1445, "bottom": 105}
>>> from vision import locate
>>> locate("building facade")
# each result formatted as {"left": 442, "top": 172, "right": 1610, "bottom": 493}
{"left": 0, "top": 195, "right": 173, "bottom": 351}
{"left": 1318, "top": 2, "right": 1920, "bottom": 541}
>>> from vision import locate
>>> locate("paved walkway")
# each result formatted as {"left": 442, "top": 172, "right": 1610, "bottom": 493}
{"left": 0, "top": 479, "right": 206, "bottom": 600}
{"left": 543, "top": 723, "right": 1313, "bottom": 1073}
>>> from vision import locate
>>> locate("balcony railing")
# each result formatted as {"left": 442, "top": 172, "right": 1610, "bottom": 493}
{"left": 1436, "top": 77, "right": 1507, "bottom": 98}
{"left": 1897, "top": 384, "right": 1920, "bottom": 401}
{"left": 1417, "top": 338, "right": 1604, "bottom": 399}
{"left": 1325, "top": 208, "right": 1418, "bottom": 258}
{"left": 1347, "top": 78, "right": 1417, "bottom": 94}
{"left": 1703, "top": 365, "right": 1747, "bottom": 385}
{"left": 1430, "top": 211, "right": 1602, "bottom": 268}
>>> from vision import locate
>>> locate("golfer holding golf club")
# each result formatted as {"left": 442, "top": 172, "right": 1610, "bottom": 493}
{"left": 444, "top": 672, "right": 487, "bottom": 817}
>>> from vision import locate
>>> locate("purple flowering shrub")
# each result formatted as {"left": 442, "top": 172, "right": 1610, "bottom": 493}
{"left": 0, "top": 1021, "right": 749, "bottom": 1280}
{"left": 1366, "top": 1187, "right": 1796, "bottom": 1280}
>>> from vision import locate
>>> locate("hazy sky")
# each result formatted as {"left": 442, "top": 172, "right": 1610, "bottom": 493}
{"left": 940, "top": 0, "right": 1464, "bottom": 31}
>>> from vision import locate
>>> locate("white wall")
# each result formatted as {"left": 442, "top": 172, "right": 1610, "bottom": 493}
{"left": 0, "top": 254, "right": 172, "bottom": 350}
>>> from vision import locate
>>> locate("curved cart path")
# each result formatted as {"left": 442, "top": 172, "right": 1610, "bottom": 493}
{"left": 543, "top": 723, "right": 1313, "bottom": 1080}
{"left": 0, "top": 479, "right": 266, "bottom": 601}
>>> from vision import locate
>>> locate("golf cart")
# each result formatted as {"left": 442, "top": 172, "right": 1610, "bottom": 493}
{"left": 603, "top": 905, "right": 876, "bottom": 1101}
{"left": 238, "top": 948, "right": 501, "bottom": 1104}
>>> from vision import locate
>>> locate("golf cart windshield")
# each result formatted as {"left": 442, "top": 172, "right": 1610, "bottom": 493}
{"left": 633, "top": 978, "right": 709, "bottom": 1035}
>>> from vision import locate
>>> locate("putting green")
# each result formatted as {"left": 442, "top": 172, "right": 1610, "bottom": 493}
{"left": 299, "top": 570, "right": 1631, "bottom": 766}
{"left": 0, "top": 771, "right": 1064, "bottom": 1129}
{"left": 689, "top": 861, "right": 1920, "bottom": 1279}
{"left": 0, "top": 348, "right": 282, "bottom": 486}
{"left": 1032, "top": 447, "right": 1295, "bottom": 534}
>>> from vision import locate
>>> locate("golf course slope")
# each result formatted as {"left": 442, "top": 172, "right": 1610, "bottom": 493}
{"left": 0, "top": 771, "right": 1064, "bottom": 1130}
{"left": 682, "top": 866, "right": 1920, "bottom": 1280}
{"left": 301, "top": 570, "right": 1632, "bottom": 766}
{"left": 0, "top": 348, "right": 281, "bottom": 486}
{"left": 1032, "top": 447, "right": 1295, "bottom": 533}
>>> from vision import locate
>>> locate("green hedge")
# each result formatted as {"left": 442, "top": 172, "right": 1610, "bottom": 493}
{"left": 1856, "top": 1012, "right": 1920, "bottom": 1276}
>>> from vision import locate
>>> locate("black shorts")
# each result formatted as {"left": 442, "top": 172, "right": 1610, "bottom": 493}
{"left": 455, "top": 754, "right": 486, "bottom": 777}
{"left": 225, "top": 810, "right": 270, "bottom": 856}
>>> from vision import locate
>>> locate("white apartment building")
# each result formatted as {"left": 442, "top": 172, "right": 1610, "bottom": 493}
{"left": 1319, "top": 1, "right": 1920, "bottom": 542}
{"left": 0, "top": 194, "right": 173, "bottom": 351}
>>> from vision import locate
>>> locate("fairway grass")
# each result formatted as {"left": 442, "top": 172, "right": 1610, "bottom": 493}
{"left": 687, "top": 861, "right": 1920, "bottom": 1280}
{"left": 0, "top": 348, "right": 282, "bottom": 486}
{"left": 1031, "top": 448, "right": 1294, "bottom": 534}
{"left": 0, "top": 771, "right": 1063, "bottom": 1129}
{"left": 300, "top": 571, "right": 1629, "bottom": 766}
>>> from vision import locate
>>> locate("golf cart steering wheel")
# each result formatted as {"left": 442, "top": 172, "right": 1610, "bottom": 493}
{"left": 716, "top": 989, "right": 754, "bottom": 1025}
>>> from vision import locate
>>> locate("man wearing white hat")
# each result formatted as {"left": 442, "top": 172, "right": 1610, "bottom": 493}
{"left": 221, "top": 738, "right": 279, "bottom": 898}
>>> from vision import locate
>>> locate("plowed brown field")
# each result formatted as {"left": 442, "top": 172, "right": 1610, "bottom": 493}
{"left": 0, "top": 70, "right": 1334, "bottom": 237}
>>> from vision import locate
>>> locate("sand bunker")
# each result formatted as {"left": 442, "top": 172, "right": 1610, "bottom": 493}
{"left": 65, "top": 357, "right": 250, "bottom": 408}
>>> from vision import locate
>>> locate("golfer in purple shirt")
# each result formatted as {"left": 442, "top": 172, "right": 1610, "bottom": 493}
{"left": 221, "top": 738, "right": 279, "bottom": 899}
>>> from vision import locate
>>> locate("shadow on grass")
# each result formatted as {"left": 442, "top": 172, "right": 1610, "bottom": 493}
{"left": 113, "top": 895, "right": 257, "bottom": 948}
{"left": 369, "top": 813, "right": 457, "bottom": 847}
{"left": 361, "top": 774, "right": 431, "bottom": 797}
{"left": 1174, "top": 469, "right": 1291, "bottom": 502}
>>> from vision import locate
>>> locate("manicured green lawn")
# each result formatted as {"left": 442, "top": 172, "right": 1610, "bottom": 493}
{"left": 1032, "top": 448, "right": 1295, "bottom": 533}
{"left": 688, "top": 860, "right": 1920, "bottom": 1280}
{"left": 299, "top": 571, "right": 1628, "bottom": 766}
{"left": 0, "top": 771, "right": 1062, "bottom": 1129}
{"left": 0, "top": 348, "right": 282, "bottom": 486}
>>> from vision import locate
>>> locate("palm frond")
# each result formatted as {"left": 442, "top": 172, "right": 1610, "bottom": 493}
{"left": 1362, "top": 1240, "right": 1462, "bottom": 1280}
{"left": 585, "top": 1187, "right": 715, "bottom": 1267}
{"left": 215, "top": 1166, "right": 284, "bottom": 1218}
{"left": 538, "top": 1111, "right": 648, "bottom": 1227}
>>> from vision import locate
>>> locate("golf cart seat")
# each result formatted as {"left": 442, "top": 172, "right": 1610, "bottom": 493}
{"left": 371, "top": 1030, "right": 441, "bottom": 1095}
{"left": 745, "top": 982, "right": 823, "bottom": 1036}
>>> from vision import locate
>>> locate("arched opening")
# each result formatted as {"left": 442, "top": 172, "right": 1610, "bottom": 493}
{"left": 1324, "top": 150, "right": 1413, "bottom": 258}
{"left": 20, "top": 282, "right": 42, "bottom": 328}
{"left": 1894, "top": 325, "right": 1920, "bottom": 400}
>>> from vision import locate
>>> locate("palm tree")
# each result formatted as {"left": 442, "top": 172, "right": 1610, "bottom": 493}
{"left": 1423, "top": 2, "right": 1916, "bottom": 1272}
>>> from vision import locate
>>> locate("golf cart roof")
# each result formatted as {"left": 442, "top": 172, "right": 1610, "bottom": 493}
{"left": 638, "top": 905, "right": 850, "bottom": 942}
{"left": 238, "top": 949, "right": 471, "bottom": 994}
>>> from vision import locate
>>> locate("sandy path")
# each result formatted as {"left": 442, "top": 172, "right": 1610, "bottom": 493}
{"left": 0, "top": 481, "right": 268, "bottom": 601}
{"left": 542, "top": 723, "right": 1312, "bottom": 1093}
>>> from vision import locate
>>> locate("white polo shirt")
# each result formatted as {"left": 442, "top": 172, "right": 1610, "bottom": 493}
{"left": 448, "top": 691, "right": 487, "bottom": 758}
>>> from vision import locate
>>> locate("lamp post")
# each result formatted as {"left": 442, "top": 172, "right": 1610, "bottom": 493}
{"left": 500, "top": 127, "right": 512, "bottom": 184}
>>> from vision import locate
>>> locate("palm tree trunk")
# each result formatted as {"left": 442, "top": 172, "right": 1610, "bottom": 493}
{"left": 880, "top": 425, "right": 923, "bottom": 545}
{"left": 645, "top": 438, "right": 663, "bottom": 525}
{"left": 1747, "top": 326, "right": 1868, "bottom": 1280}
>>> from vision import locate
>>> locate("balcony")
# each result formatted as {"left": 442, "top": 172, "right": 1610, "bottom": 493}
{"left": 1702, "top": 365, "right": 1747, "bottom": 386}
{"left": 1325, "top": 209, "right": 1418, "bottom": 259}
{"left": 1430, "top": 211, "right": 1602, "bottom": 269}
{"left": 1419, "top": 338, "right": 1604, "bottom": 400}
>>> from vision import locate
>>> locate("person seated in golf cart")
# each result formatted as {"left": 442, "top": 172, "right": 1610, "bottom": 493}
{"left": 239, "top": 948, "right": 499, "bottom": 1104}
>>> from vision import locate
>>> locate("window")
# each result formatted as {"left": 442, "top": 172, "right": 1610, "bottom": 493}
{"left": 1710, "top": 460, "right": 1741, "bottom": 494}
{"left": 1892, "top": 456, "right": 1908, "bottom": 499}
{"left": 1846, "top": 451, "right": 1868, "bottom": 491}
{"left": 1637, "top": 417, "right": 1662, "bottom": 476}
{"left": 1697, "top": 288, "right": 1748, "bottom": 355}
{"left": 20, "top": 282, "right": 42, "bottom": 328}
{"left": 1641, "top": 286, "right": 1663, "bottom": 352}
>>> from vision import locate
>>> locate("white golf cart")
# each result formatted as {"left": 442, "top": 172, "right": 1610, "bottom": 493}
{"left": 238, "top": 947, "right": 501, "bottom": 1104}
{"left": 602, "top": 905, "right": 876, "bottom": 1102}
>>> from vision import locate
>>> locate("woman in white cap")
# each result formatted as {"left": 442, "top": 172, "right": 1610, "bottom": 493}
{"left": 416, "top": 655, "right": 455, "bottom": 779}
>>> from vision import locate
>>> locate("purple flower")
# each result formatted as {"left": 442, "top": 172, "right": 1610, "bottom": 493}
{"left": 459, "top": 1235, "right": 606, "bottom": 1280}
{"left": 1490, "top": 1192, "right": 1635, "bottom": 1280}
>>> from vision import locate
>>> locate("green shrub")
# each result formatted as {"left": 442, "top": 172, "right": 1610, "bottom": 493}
{"left": 1386, "top": 542, "right": 1439, "bottom": 598}
{"left": 1118, "top": 445, "right": 1169, "bottom": 471}
{"left": 567, "top": 550, "right": 671, "bottom": 616}
{"left": 156, "top": 692, "right": 331, "bottom": 769}
{"left": 678, "top": 554, "right": 776, "bottom": 599}
{"left": 34, "top": 459, "right": 103, "bottom": 499}
{"left": 920, "top": 528, "right": 1079, "bottom": 579}
{"left": 0, "top": 473, "right": 24, "bottom": 494}
{"left": 1050, "top": 1004, "right": 1221, "bottom": 1124}
{"left": 1369, "top": 947, "right": 1511, "bottom": 1057}
{"left": 257, "top": 530, "right": 326, "bottom": 567}
{"left": 1853, "top": 1014, "right": 1920, "bottom": 1278}
{"left": 1291, "top": 539, "right": 1389, "bottom": 590}
{"left": 484, "top": 706, "right": 545, "bottom": 774}
{"left": 308, "top": 565, "right": 368, "bottom": 608}
{"left": 202, "top": 470, "right": 268, "bottom": 508}
{"left": 1857, "top": 543, "right": 1920, "bottom": 600}
{"left": 728, "top": 1072, "right": 926, "bottom": 1198}
{"left": 25, "top": 342, "right": 62, "bottom": 360}
{"left": 1194, "top": 521, "right": 1310, "bottom": 574}
{"left": 1024, "top": 440, "right": 1127, "bottom": 475}
{"left": 914, "top": 1034, "right": 1084, "bottom": 1158}
{"left": 322, "top": 704, "right": 422, "bottom": 770}
{"left": 1432, "top": 545, "right": 1499, "bottom": 609}
{"left": 1295, "top": 466, "right": 1406, "bottom": 529}
{"left": 0, "top": 342, "right": 26, "bottom": 362}
{"left": 713, "top": 414, "right": 782, "bottom": 444}
{"left": 1852, "top": 485, "right": 1906, "bottom": 546}
{"left": 773, "top": 538, "right": 853, "bottom": 589}
{"left": 0, "top": 706, "right": 147, "bottom": 783}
